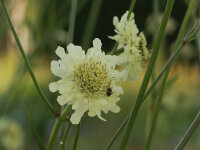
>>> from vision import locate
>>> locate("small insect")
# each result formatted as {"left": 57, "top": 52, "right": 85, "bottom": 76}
{"left": 106, "top": 88, "right": 112, "bottom": 96}
{"left": 138, "top": 41, "right": 144, "bottom": 57}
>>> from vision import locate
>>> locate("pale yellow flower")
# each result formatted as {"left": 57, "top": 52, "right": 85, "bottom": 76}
{"left": 0, "top": 117, "right": 24, "bottom": 150}
{"left": 110, "top": 11, "right": 149, "bottom": 82}
{"left": 49, "top": 38, "right": 123, "bottom": 124}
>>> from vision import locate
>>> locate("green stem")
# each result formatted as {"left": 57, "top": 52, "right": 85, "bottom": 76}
{"left": 174, "top": 1, "right": 197, "bottom": 49}
{"left": 174, "top": 111, "right": 200, "bottom": 150}
{"left": 0, "top": 0, "right": 54, "bottom": 112}
{"left": 144, "top": 0, "right": 197, "bottom": 149}
{"left": 119, "top": 0, "right": 175, "bottom": 149}
{"left": 104, "top": 40, "right": 185, "bottom": 150}
{"left": 144, "top": 72, "right": 168, "bottom": 150}
{"left": 127, "top": 0, "right": 137, "bottom": 20}
{"left": 73, "top": 123, "right": 81, "bottom": 150}
{"left": 152, "top": 0, "right": 159, "bottom": 43}
{"left": 108, "top": 43, "right": 119, "bottom": 55}
{"left": 144, "top": 24, "right": 200, "bottom": 101}
{"left": 143, "top": 42, "right": 183, "bottom": 101}
{"left": 196, "top": 37, "right": 200, "bottom": 69}
{"left": 104, "top": 23, "right": 199, "bottom": 149}
{"left": 25, "top": 103, "right": 46, "bottom": 150}
{"left": 47, "top": 106, "right": 71, "bottom": 150}
{"left": 105, "top": 116, "right": 129, "bottom": 150}
{"left": 145, "top": 0, "right": 159, "bottom": 139}
{"left": 60, "top": 122, "right": 72, "bottom": 150}
{"left": 81, "top": 0, "right": 103, "bottom": 49}
{"left": 68, "top": 0, "right": 77, "bottom": 44}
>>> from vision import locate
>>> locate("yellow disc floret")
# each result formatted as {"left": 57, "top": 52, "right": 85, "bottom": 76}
{"left": 73, "top": 58, "right": 111, "bottom": 97}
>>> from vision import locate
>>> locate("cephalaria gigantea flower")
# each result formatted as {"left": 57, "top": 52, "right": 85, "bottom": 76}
{"left": 109, "top": 11, "right": 150, "bottom": 82}
{"left": 49, "top": 38, "right": 123, "bottom": 124}
{"left": 0, "top": 117, "right": 24, "bottom": 150}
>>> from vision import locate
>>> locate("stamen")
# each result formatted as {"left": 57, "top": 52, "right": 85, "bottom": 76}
{"left": 73, "top": 59, "right": 111, "bottom": 97}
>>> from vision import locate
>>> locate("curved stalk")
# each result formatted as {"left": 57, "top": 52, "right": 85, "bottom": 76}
{"left": 0, "top": 0, "right": 54, "bottom": 112}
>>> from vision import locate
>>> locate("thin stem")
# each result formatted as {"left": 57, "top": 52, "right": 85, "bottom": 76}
{"left": 60, "top": 122, "right": 72, "bottom": 150}
{"left": 144, "top": 0, "right": 197, "bottom": 149}
{"left": 119, "top": 0, "right": 175, "bottom": 149}
{"left": 196, "top": 37, "right": 200, "bottom": 70}
{"left": 175, "top": 111, "right": 200, "bottom": 150}
{"left": 73, "top": 123, "right": 81, "bottom": 150}
{"left": 0, "top": 0, "right": 54, "bottom": 112}
{"left": 104, "top": 40, "right": 184, "bottom": 150}
{"left": 152, "top": 0, "right": 159, "bottom": 43}
{"left": 143, "top": 42, "right": 183, "bottom": 101}
{"left": 47, "top": 1, "right": 77, "bottom": 148}
{"left": 25, "top": 103, "right": 46, "bottom": 150}
{"left": 81, "top": 0, "right": 103, "bottom": 49}
{"left": 68, "top": 0, "right": 77, "bottom": 44}
{"left": 174, "top": 1, "right": 197, "bottom": 49}
{"left": 144, "top": 72, "right": 168, "bottom": 150}
{"left": 144, "top": 23, "right": 200, "bottom": 101}
{"left": 127, "top": 0, "right": 137, "bottom": 20}
{"left": 108, "top": 43, "right": 119, "bottom": 55}
{"left": 145, "top": 0, "right": 159, "bottom": 139}
{"left": 105, "top": 116, "right": 129, "bottom": 150}
{"left": 103, "top": 23, "right": 199, "bottom": 149}
{"left": 47, "top": 106, "right": 71, "bottom": 150}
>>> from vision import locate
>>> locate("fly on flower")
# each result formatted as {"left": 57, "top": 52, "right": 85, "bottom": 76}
{"left": 109, "top": 11, "right": 150, "bottom": 82}
{"left": 49, "top": 38, "right": 123, "bottom": 124}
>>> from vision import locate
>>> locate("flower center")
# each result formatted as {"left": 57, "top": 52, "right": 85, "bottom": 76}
{"left": 73, "top": 59, "right": 111, "bottom": 97}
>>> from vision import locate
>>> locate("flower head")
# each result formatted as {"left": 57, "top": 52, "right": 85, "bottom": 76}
{"left": 0, "top": 117, "right": 24, "bottom": 150}
{"left": 109, "top": 11, "right": 150, "bottom": 82}
{"left": 109, "top": 11, "right": 140, "bottom": 49}
{"left": 49, "top": 38, "right": 123, "bottom": 124}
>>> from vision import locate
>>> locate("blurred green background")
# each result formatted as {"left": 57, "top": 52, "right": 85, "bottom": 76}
{"left": 0, "top": 0, "right": 200, "bottom": 150}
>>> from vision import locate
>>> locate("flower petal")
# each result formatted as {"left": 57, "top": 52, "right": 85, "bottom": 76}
{"left": 49, "top": 82, "right": 58, "bottom": 92}
{"left": 70, "top": 106, "right": 87, "bottom": 124}
{"left": 92, "top": 38, "right": 102, "bottom": 50}
{"left": 57, "top": 95, "right": 67, "bottom": 106}
{"left": 56, "top": 46, "right": 65, "bottom": 58}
